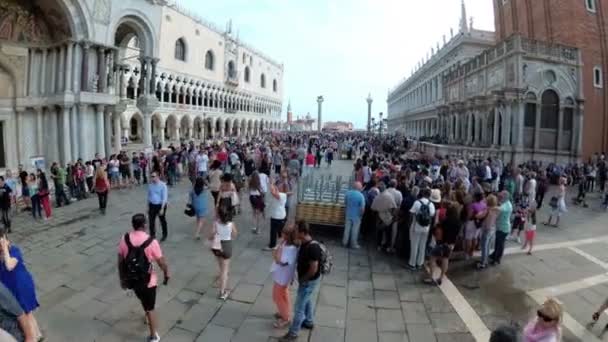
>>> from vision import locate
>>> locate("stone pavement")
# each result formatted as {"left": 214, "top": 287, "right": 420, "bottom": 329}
{"left": 8, "top": 160, "right": 475, "bottom": 342}
{"left": 11, "top": 159, "right": 608, "bottom": 342}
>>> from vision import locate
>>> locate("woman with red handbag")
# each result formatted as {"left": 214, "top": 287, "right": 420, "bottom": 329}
{"left": 36, "top": 170, "right": 52, "bottom": 220}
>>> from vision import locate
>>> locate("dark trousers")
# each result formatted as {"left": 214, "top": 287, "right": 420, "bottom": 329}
{"left": 97, "top": 190, "right": 108, "bottom": 210}
{"left": 86, "top": 177, "right": 94, "bottom": 193}
{"left": 31, "top": 195, "right": 42, "bottom": 219}
{"left": 149, "top": 203, "right": 168, "bottom": 239}
{"left": 535, "top": 191, "right": 545, "bottom": 209}
{"left": 275, "top": 165, "right": 281, "bottom": 175}
{"left": 142, "top": 166, "right": 148, "bottom": 184}
{"left": 54, "top": 184, "right": 69, "bottom": 207}
{"left": 492, "top": 231, "right": 508, "bottom": 263}
{"left": 269, "top": 218, "right": 286, "bottom": 248}
{"left": 1, "top": 207, "right": 10, "bottom": 228}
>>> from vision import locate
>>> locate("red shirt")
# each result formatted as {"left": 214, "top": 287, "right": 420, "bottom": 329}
{"left": 217, "top": 151, "right": 227, "bottom": 162}
{"left": 305, "top": 154, "right": 315, "bottom": 166}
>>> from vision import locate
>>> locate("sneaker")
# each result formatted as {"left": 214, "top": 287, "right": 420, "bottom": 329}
{"left": 351, "top": 245, "right": 361, "bottom": 250}
{"left": 262, "top": 246, "right": 276, "bottom": 251}
{"left": 516, "top": 237, "right": 521, "bottom": 244}
{"left": 148, "top": 333, "right": 160, "bottom": 342}
{"left": 219, "top": 290, "right": 229, "bottom": 301}
{"left": 406, "top": 264, "right": 417, "bottom": 271}
{"left": 251, "top": 227, "right": 258, "bottom": 234}
{"left": 279, "top": 333, "right": 298, "bottom": 342}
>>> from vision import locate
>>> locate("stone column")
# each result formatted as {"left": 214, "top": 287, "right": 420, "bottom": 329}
{"left": 78, "top": 104, "right": 88, "bottom": 159}
{"left": 533, "top": 102, "right": 541, "bottom": 150}
{"left": 188, "top": 124, "right": 194, "bottom": 140}
{"left": 70, "top": 106, "right": 78, "bottom": 159}
{"left": 493, "top": 108, "right": 500, "bottom": 146}
{"left": 119, "top": 65, "right": 127, "bottom": 99}
{"left": 50, "top": 49, "right": 57, "bottom": 94}
{"left": 57, "top": 45, "right": 66, "bottom": 92}
{"left": 576, "top": 105, "right": 584, "bottom": 157}
{"left": 81, "top": 42, "right": 90, "bottom": 92}
{"left": 60, "top": 106, "right": 72, "bottom": 164}
{"left": 516, "top": 102, "right": 525, "bottom": 148}
{"left": 317, "top": 96, "right": 324, "bottom": 132}
{"left": 34, "top": 107, "right": 44, "bottom": 155}
{"left": 72, "top": 43, "right": 81, "bottom": 92}
{"left": 113, "top": 114, "right": 121, "bottom": 153}
{"left": 65, "top": 42, "right": 74, "bottom": 92}
{"left": 557, "top": 106, "right": 564, "bottom": 151}
{"left": 97, "top": 47, "right": 106, "bottom": 92}
{"left": 159, "top": 122, "right": 166, "bottom": 145}
{"left": 502, "top": 105, "right": 512, "bottom": 146}
{"left": 47, "top": 107, "right": 59, "bottom": 163}
{"left": 15, "top": 108, "right": 24, "bottom": 165}
{"left": 28, "top": 50, "right": 37, "bottom": 96}
{"left": 143, "top": 113, "right": 152, "bottom": 147}
{"left": 40, "top": 49, "right": 47, "bottom": 95}
{"left": 104, "top": 110, "right": 112, "bottom": 156}
{"left": 150, "top": 58, "right": 159, "bottom": 95}
{"left": 96, "top": 105, "right": 105, "bottom": 156}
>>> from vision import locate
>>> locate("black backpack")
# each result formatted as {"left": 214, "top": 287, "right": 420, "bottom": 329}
{"left": 415, "top": 200, "right": 432, "bottom": 227}
{"left": 311, "top": 241, "right": 333, "bottom": 275}
{"left": 122, "top": 233, "right": 154, "bottom": 289}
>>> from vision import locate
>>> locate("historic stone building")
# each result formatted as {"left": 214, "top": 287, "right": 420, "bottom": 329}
{"left": 0, "top": 0, "right": 284, "bottom": 171}
{"left": 387, "top": 1, "right": 586, "bottom": 164}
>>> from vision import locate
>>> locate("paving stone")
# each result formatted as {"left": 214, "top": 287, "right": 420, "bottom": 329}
{"left": 435, "top": 332, "right": 476, "bottom": 342}
{"left": 374, "top": 290, "right": 401, "bottom": 309}
{"left": 177, "top": 300, "right": 222, "bottom": 333}
{"left": 402, "top": 302, "right": 431, "bottom": 324}
{"left": 429, "top": 312, "right": 469, "bottom": 334}
{"left": 406, "top": 323, "right": 437, "bottom": 342}
{"left": 319, "top": 285, "right": 347, "bottom": 308}
{"left": 397, "top": 284, "right": 422, "bottom": 302}
{"left": 422, "top": 293, "right": 455, "bottom": 313}
{"left": 315, "top": 305, "right": 346, "bottom": 328}
{"left": 373, "top": 273, "right": 397, "bottom": 291}
{"left": 311, "top": 325, "right": 345, "bottom": 341}
{"left": 162, "top": 327, "right": 198, "bottom": 342}
{"left": 379, "top": 332, "right": 410, "bottom": 342}
{"left": 211, "top": 300, "right": 251, "bottom": 329}
{"left": 230, "top": 283, "right": 263, "bottom": 303}
{"left": 377, "top": 309, "right": 406, "bottom": 332}
{"left": 348, "top": 280, "right": 374, "bottom": 299}
{"left": 323, "top": 269, "right": 348, "bottom": 287}
{"left": 347, "top": 298, "right": 376, "bottom": 321}
{"left": 195, "top": 324, "right": 235, "bottom": 342}
{"left": 232, "top": 316, "right": 278, "bottom": 342}
{"left": 346, "top": 319, "right": 379, "bottom": 342}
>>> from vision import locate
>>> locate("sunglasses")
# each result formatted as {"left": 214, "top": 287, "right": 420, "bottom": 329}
{"left": 537, "top": 310, "right": 556, "bottom": 322}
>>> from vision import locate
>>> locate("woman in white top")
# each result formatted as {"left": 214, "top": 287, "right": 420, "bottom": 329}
{"left": 210, "top": 205, "right": 238, "bottom": 301}
{"left": 270, "top": 225, "right": 298, "bottom": 328}
{"left": 265, "top": 183, "right": 287, "bottom": 251}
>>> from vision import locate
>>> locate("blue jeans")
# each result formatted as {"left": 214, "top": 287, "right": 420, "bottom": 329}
{"left": 288, "top": 278, "right": 320, "bottom": 336}
{"left": 480, "top": 230, "right": 496, "bottom": 266}
{"left": 343, "top": 217, "right": 361, "bottom": 247}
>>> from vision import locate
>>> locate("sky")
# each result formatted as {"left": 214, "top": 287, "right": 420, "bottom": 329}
{"left": 178, "top": 0, "right": 495, "bottom": 129}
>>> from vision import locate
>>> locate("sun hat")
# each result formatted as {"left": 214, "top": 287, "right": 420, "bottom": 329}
{"left": 430, "top": 189, "right": 442, "bottom": 203}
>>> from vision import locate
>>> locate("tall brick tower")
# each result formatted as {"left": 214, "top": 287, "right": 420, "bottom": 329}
{"left": 493, "top": 0, "right": 608, "bottom": 156}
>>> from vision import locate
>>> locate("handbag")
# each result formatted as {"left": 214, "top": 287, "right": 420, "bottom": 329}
{"left": 184, "top": 204, "right": 195, "bottom": 217}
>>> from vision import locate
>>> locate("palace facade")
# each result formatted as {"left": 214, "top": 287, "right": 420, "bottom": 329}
{"left": 0, "top": 0, "right": 284, "bottom": 171}
{"left": 387, "top": 1, "right": 592, "bottom": 164}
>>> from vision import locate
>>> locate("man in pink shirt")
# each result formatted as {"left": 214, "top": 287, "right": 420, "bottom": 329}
{"left": 118, "top": 214, "right": 170, "bottom": 342}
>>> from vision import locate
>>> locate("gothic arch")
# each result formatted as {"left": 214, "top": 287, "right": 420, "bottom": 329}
{"left": 111, "top": 12, "right": 157, "bottom": 58}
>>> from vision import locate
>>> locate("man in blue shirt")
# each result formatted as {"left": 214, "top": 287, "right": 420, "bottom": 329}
{"left": 148, "top": 172, "right": 169, "bottom": 241}
{"left": 343, "top": 181, "right": 366, "bottom": 249}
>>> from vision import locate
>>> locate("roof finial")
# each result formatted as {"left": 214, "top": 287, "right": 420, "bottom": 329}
{"left": 287, "top": 99, "right": 292, "bottom": 112}
{"left": 460, "top": 0, "right": 468, "bottom": 33}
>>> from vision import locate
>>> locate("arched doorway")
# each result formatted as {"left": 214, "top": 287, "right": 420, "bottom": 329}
{"left": 180, "top": 115, "right": 191, "bottom": 140}
{"left": 165, "top": 115, "right": 178, "bottom": 141}
{"left": 193, "top": 117, "right": 203, "bottom": 140}
{"left": 129, "top": 113, "right": 143, "bottom": 142}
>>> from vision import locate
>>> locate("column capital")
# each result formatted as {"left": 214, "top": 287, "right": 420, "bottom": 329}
{"left": 96, "top": 104, "right": 106, "bottom": 113}
{"left": 34, "top": 106, "right": 44, "bottom": 114}
{"left": 80, "top": 40, "right": 91, "bottom": 50}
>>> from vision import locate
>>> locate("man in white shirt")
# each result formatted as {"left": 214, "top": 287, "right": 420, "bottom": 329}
{"left": 385, "top": 180, "right": 403, "bottom": 253}
{"left": 408, "top": 188, "right": 436, "bottom": 270}
{"left": 195, "top": 150, "right": 209, "bottom": 178}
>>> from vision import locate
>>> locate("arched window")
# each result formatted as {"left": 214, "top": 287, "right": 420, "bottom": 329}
{"left": 260, "top": 73, "right": 266, "bottom": 88}
{"left": 273, "top": 79, "right": 277, "bottom": 92}
{"left": 594, "top": 66, "right": 603, "bottom": 88}
{"left": 227, "top": 61, "right": 236, "bottom": 79}
{"left": 561, "top": 98, "right": 575, "bottom": 150}
{"left": 524, "top": 92, "right": 537, "bottom": 148}
{"left": 174, "top": 38, "right": 186, "bottom": 61}
{"left": 244, "top": 67, "right": 250, "bottom": 83}
{"left": 205, "top": 50, "right": 215, "bottom": 70}
{"left": 540, "top": 89, "right": 559, "bottom": 149}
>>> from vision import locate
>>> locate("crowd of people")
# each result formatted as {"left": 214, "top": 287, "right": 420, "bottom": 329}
{"left": 0, "top": 130, "right": 607, "bottom": 342}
